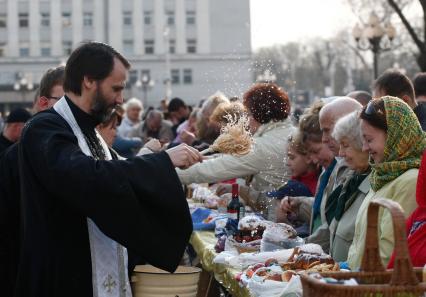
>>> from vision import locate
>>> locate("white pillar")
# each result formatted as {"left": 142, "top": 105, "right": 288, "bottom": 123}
{"left": 196, "top": 0, "right": 210, "bottom": 54}
{"left": 29, "top": 0, "right": 40, "bottom": 56}
{"left": 7, "top": 0, "right": 19, "bottom": 57}
{"left": 154, "top": 0, "right": 165, "bottom": 54}
{"left": 93, "top": 0, "right": 105, "bottom": 42}
{"left": 108, "top": 0, "right": 122, "bottom": 51}
{"left": 50, "top": 0, "right": 62, "bottom": 56}
{"left": 133, "top": 0, "right": 144, "bottom": 55}
{"left": 72, "top": 0, "right": 83, "bottom": 48}
{"left": 175, "top": 0, "right": 186, "bottom": 54}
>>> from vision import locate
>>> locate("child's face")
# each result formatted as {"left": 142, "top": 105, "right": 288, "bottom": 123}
{"left": 286, "top": 146, "right": 311, "bottom": 177}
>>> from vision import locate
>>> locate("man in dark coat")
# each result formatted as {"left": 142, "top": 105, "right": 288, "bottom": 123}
{"left": 0, "top": 66, "right": 65, "bottom": 296}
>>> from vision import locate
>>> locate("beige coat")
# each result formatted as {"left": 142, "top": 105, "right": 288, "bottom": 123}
{"left": 177, "top": 119, "right": 294, "bottom": 191}
{"left": 347, "top": 169, "right": 418, "bottom": 269}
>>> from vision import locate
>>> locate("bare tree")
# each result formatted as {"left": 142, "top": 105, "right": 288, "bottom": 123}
{"left": 347, "top": 0, "right": 426, "bottom": 70}
{"left": 387, "top": 0, "right": 426, "bottom": 70}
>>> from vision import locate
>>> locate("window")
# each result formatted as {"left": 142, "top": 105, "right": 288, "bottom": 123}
{"left": 40, "top": 12, "right": 50, "bottom": 27}
{"left": 141, "top": 69, "right": 150, "bottom": 79}
{"left": 128, "top": 69, "right": 138, "bottom": 86}
{"left": 171, "top": 69, "right": 180, "bottom": 84}
{"left": 144, "top": 40, "right": 154, "bottom": 54}
{"left": 62, "top": 12, "right": 71, "bottom": 27}
{"left": 20, "top": 47, "right": 29, "bottom": 57}
{"left": 165, "top": 11, "right": 174, "bottom": 26}
{"left": 19, "top": 13, "right": 29, "bottom": 28}
{"left": 187, "top": 39, "right": 196, "bottom": 53}
{"left": 0, "top": 14, "right": 6, "bottom": 28}
{"left": 169, "top": 39, "right": 175, "bottom": 54}
{"left": 0, "top": 43, "right": 5, "bottom": 57}
{"left": 62, "top": 41, "right": 72, "bottom": 56}
{"left": 123, "top": 40, "right": 134, "bottom": 55}
{"left": 183, "top": 69, "right": 192, "bottom": 84}
{"left": 186, "top": 11, "right": 195, "bottom": 25}
{"left": 123, "top": 11, "right": 132, "bottom": 26}
{"left": 144, "top": 11, "right": 152, "bottom": 25}
{"left": 41, "top": 47, "right": 51, "bottom": 57}
{"left": 83, "top": 12, "right": 93, "bottom": 27}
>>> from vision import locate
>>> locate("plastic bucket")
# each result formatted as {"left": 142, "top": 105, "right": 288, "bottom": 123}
{"left": 131, "top": 265, "right": 201, "bottom": 297}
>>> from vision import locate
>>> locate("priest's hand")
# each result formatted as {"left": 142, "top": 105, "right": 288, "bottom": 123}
{"left": 166, "top": 143, "right": 204, "bottom": 169}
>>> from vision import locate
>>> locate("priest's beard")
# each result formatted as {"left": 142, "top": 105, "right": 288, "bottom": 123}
{"left": 90, "top": 86, "right": 115, "bottom": 124}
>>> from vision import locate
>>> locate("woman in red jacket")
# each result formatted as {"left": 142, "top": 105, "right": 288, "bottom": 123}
{"left": 388, "top": 150, "right": 426, "bottom": 268}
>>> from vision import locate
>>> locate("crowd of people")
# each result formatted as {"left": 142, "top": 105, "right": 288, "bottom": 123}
{"left": 1, "top": 40, "right": 426, "bottom": 296}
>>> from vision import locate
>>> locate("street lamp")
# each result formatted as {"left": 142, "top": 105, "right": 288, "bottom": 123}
{"left": 352, "top": 12, "right": 396, "bottom": 79}
{"left": 163, "top": 26, "right": 172, "bottom": 99}
{"left": 256, "top": 69, "right": 276, "bottom": 83}
{"left": 136, "top": 74, "right": 155, "bottom": 107}
{"left": 14, "top": 72, "right": 34, "bottom": 102}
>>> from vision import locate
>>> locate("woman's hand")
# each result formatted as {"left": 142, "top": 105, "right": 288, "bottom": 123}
{"left": 279, "top": 196, "right": 301, "bottom": 214}
{"left": 143, "top": 138, "right": 162, "bottom": 152}
{"left": 216, "top": 184, "right": 232, "bottom": 196}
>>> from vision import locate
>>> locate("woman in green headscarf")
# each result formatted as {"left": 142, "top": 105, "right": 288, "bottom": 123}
{"left": 347, "top": 96, "right": 426, "bottom": 269}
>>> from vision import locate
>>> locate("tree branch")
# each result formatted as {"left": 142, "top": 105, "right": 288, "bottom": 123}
{"left": 387, "top": 0, "right": 425, "bottom": 53}
{"left": 345, "top": 42, "right": 370, "bottom": 69}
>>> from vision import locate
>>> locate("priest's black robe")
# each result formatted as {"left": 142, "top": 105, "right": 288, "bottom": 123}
{"left": 15, "top": 108, "right": 193, "bottom": 297}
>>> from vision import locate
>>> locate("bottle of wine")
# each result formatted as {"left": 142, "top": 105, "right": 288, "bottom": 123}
{"left": 227, "top": 184, "right": 245, "bottom": 221}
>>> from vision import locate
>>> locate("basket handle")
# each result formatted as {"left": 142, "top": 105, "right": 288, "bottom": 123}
{"left": 360, "top": 198, "right": 418, "bottom": 286}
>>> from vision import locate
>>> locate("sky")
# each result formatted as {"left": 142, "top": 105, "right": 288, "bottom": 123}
{"left": 250, "top": 0, "right": 361, "bottom": 50}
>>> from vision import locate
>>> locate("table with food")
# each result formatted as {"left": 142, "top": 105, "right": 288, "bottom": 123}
{"left": 187, "top": 183, "right": 348, "bottom": 297}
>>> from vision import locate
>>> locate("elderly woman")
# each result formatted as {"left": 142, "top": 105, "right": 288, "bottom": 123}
{"left": 178, "top": 83, "right": 294, "bottom": 220}
{"left": 347, "top": 96, "right": 426, "bottom": 269}
{"left": 327, "top": 110, "right": 370, "bottom": 262}
{"left": 116, "top": 97, "right": 143, "bottom": 138}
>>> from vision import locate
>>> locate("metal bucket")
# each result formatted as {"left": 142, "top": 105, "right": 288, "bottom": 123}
{"left": 131, "top": 265, "right": 201, "bottom": 297}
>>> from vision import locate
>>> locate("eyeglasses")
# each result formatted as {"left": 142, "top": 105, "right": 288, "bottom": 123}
{"left": 364, "top": 100, "right": 384, "bottom": 116}
{"left": 46, "top": 96, "right": 61, "bottom": 101}
{"left": 365, "top": 101, "right": 376, "bottom": 115}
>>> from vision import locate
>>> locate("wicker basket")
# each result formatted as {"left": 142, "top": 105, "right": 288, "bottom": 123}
{"left": 300, "top": 198, "right": 426, "bottom": 296}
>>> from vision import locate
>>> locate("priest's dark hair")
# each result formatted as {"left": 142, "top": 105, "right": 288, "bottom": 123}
{"left": 63, "top": 41, "right": 131, "bottom": 96}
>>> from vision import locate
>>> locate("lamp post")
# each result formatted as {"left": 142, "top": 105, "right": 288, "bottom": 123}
{"left": 163, "top": 26, "right": 172, "bottom": 99}
{"left": 136, "top": 74, "right": 155, "bottom": 107}
{"left": 352, "top": 12, "right": 396, "bottom": 79}
{"left": 14, "top": 73, "right": 34, "bottom": 102}
{"left": 256, "top": 69, "right": 276, "bottom": 83}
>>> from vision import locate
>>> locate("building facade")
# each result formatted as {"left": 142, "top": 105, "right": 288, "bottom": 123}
{"left": 0, "top": 0, "right": 252, "bottom": 112}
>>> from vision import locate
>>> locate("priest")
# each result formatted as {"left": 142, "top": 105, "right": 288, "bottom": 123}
{"left": 15, "top": 42, "right": 202, "bottom": 297}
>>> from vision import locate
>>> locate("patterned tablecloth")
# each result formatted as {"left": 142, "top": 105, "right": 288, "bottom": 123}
{"left": 190, "top": 231, "right": 252, "bottom": 297}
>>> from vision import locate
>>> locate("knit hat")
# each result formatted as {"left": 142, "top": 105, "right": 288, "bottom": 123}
{"left": 6, "top": 108, "right": 32, "bottom": 123}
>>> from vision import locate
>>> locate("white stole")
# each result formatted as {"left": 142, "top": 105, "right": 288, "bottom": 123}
{"left": 54, "top": 97, "right": 132, "bottom": 297}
